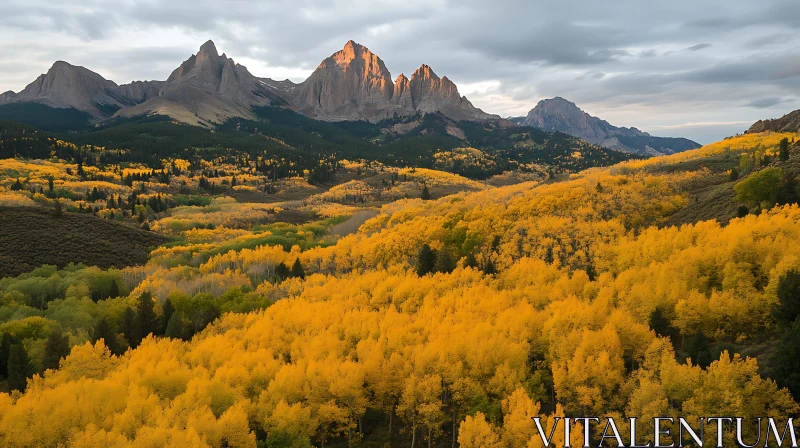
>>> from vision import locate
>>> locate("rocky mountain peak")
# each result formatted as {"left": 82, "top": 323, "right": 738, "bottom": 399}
{"left": 524, "top": 97, "right": 700, "bottom": 156}
{"left": 747, "top": 109, "right": 800, "bottom": 134}
{"left": 412, "top": 64, "right": 439, "bottom": 81}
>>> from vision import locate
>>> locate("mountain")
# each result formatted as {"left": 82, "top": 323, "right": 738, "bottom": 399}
{"left": 0, "top": 61, "right": 162, "bottom": 119}
{"left": 523, "top": 97, "right": 700, "bottom": 156}
{"left": 2, "top": 40, "right": 495, "bottom": 128}
{"left": 747, "top": 109, "right": 800, "bottom": 134}
{"left": 115, "top": 40, "right": 284, "bottom": 126}
{"left": 262, "top": 40, "right": 496, "bottom": 122}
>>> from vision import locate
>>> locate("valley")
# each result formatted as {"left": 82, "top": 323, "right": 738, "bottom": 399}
{"left": 1, "top": 34, "right": 800, "bottom": 448}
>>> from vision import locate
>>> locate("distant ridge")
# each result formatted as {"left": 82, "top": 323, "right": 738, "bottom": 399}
{"left": 523, "top": 97, "right": 700, "bottom": 156}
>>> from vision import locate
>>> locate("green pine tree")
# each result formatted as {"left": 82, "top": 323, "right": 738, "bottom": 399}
{"left": 161, "top": 298, "right": 175, "bottom": 335}
{"left": 119, "top": 307, "right": 139, "bottom": 348}
{"left": 780, "top": 138, "right": 790, "bottom": 162}
{"left": 275, "top": 262, "right": 290, "bottom": 281}
{"left": 108, "top": 280, "right": 120, "bottom": 299}
{"left": 136, "top": 293, "right": 158, "bottom": 342}
{"left": 416, "top": 244, "right": 437, "bottom": 276}
{"left": 434, "top": 248, "right": 455, "bottom": 274}
{"left": 92, "top": 318, "right": 120, "bottom": 355}
{"left": 420, "top": 184, "right": 431, "bottom": 200}
{"left": 43, "top": 331, "right": 71, "bottom": 371}
{"left": 0, "top": 332, "right": 14, "bottom": 379}
{"left": 774, "top": 270, "right": 800, "bottom": 326}
{"left": 7, "top": 344, "right": 31, "bottom": 392}
{"left": 291, "top": 258, "right": 306, "bottom": 279}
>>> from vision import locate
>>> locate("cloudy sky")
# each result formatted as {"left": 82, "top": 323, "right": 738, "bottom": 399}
{"left": 1, "top": 0, "right": 798, "bottom": 143}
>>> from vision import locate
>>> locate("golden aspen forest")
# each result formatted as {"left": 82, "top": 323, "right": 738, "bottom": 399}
{"left": 1, "top": 120, "right": 800, "bottom": 448}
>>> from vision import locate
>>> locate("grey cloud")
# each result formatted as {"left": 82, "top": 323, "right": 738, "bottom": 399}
{"left": 1, "top": 0, "right": 799, "bottom": 144}
{"left": 686, "top": 43, "right": 712, "bottom": 51}
{"left": 745, "top": 97, "right": 788, "bottom": 109}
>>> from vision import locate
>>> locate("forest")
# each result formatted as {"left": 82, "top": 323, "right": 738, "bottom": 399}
{"left": 0, "top": 117, "right": 799, "bottom": 447}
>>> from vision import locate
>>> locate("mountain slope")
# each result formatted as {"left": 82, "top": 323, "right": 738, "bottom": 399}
{"left": 0, "top": 61, "right": 162, "bottom": 119}
{"left": 1, "top": 40, "right": 497, "bottom": 128}
{"left": 268, "top": 41, "right": 497, "bottom": 123}
{"left": 523, "top": 97, "right": 700, "bottom": 156}
{"left": 115, "top": 41, "right": 284, "bottom": 126}
{"left": 747, "top": 109, "right": 800, "bottom": 134}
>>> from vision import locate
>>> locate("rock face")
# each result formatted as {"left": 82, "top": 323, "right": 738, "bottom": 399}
{"left": 0, "top": 61, "right": 161, "bottom": 118}
{"left": 116, "top": 40, "right": 282, "bottom": 126}
{"left": 524, "top": 97, "right": 700, "bottom": 156}
{"left": 2, "top": 39, "right": 495, "bottom": 126}
{"left": 747, "top": 110, "right": 800, "bottom": 134}
{"left": 283, "top": 41, "right": 496, "bottom": 122}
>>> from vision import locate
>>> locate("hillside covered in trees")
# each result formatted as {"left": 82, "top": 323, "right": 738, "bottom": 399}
{"left": 0, "top": 130, "right": 799, "bottom": 446}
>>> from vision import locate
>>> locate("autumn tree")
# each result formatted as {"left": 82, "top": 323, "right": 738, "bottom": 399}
{"left": 734, "top": 167, "right": 783, "bottom": 207}
{"left": 458, "top": 413, "right": 500, "bottom": 448}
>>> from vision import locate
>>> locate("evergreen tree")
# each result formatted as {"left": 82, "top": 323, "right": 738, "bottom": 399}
{"left": 482, "top": 258, "right": 496, "bottom": 275}
{"left": 7, "top": 343, "right": 31, "bottom": 392}
{"left": 736, "top": 205, "right": 749, "bottom": 218}
{"left": 275, "top": 262, "right": 290, "bottom": 281}
{"left": 43, "top": 331, "right": 71, "bottom": 370}
{"left": 161, "top": 298, "right": 175, "bottom": 335}
{"left": 416, "top": 244, "right": 437, "bottom": 276}
{"left": 770, "top": 318, "right": 800, "bottom": 400}
{"left": 119, "top": 307, "right": 139, "bottom": 348}
{"left": 52, "top": 200, "right": 63, "bottom": 218}
{"left": 0, "top": 332, "right": 14, "bottom": 379}
{"left": 464, "top": 253, "right": 478, "bottom": 269}
{"left": 420, "top": 185, "right": 431, "bottom": 200}
{"left": 776, "top": 173, "right": 800, "bottom": 206}
{"left": 729, "top": 168, "right": 739, "bottom": 182}
{"left": 10, "top": 178, "right": 23, "bottom": 191}
{"left": 165, "top": 313, "right": 189, "bottom": 340}
{"left": 291, "top": 258, "right": 306, "bottom": 279}
{"left": 92, "top": 318, "right": 119, "bottom": 355}
{"left": 136, "top": 293, "right": 158, "bottom": 342}
{"left": 108, "top": 280, "right": 120, "bottom": 299}
{"left": 684, "top": 331, "right": 713, "bottom": 368}
{"left": 780, "top": 137, "right": 790, "bottom": 162}
{"left": 434, "top": 248, "right": 455, "bottom": 274}
{"left": 774, "top": 270, "right": 800, "bottom": 326}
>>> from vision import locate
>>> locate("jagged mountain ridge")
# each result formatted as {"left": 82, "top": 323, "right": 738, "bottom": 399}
{"left": 747, "top": 109, "right": 800, "bottom": 134}
{"left": 262, "top": 40, "right": 496, "bottom": 122}
{"left": 115, "top": 40, "right": 284, "bottom": 126}
{"left": 523, "top": 97, "right": 700, "bottom": 156}
{"left": 1, "top": 40, "right": 495, "bottom": 127}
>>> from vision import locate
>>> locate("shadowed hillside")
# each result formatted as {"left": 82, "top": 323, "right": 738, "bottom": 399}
{"left": 0, "top": 206, "right": 167, "bottom": 277}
